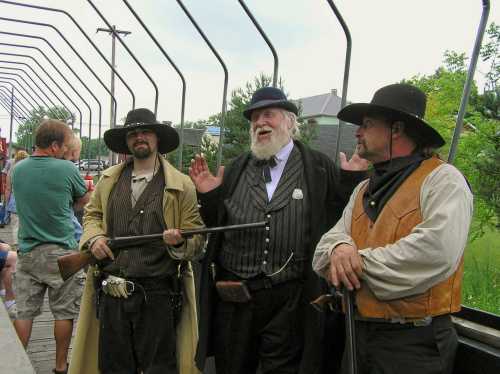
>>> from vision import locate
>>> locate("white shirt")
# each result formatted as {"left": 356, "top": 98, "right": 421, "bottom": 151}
{"left": 266, "top": 140, "right": 294, "bottom": 201}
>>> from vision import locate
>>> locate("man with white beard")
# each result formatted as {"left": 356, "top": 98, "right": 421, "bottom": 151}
{"left": 191, "top": 87, "right": 368, "bottom": 374}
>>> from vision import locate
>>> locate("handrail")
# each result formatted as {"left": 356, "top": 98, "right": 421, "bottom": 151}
{"left": 0, "top": 0, "right": 135, "bottom": 112}
{"left": 448, "top": 0, "right": 490, "bottom": 164}
{"left": 87, "top": 0, "right": 159, "bottom": 114}
{"left": 176, "top": 0, "right": 228, "bottom": 170}
{"left": 325, "top": 0, "right": 352, "bottom": 166}
{"left": 122, "top": 0, "right": 187, "bottom": 168}
{"left": 237, "top": 0, "right": 279, "bottom": 87}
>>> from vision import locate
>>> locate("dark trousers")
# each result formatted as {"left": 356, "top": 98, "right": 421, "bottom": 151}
{"left": 214, "top": 281, "right": 304, "bottom": 374}
{"left": 98, "top": 286, "right": 177, "bottom": 374}
{"left": 342, "top": 314, "right": 458, "bottom": 374}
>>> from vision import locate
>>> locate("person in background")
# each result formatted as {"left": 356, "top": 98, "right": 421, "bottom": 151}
{"left": 4, "top": 149, "right": 30, "bottom": 249}
{"left": 63, "top": 136, "right": 85, "bottom": 242}
{"left": 12, "top": 120, "right": 90, "bottom": 374}
{"left": 0, "top": 239, "right": 17, "bottom": 319}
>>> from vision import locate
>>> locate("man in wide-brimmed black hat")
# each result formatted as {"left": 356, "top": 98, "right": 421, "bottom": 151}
{"left": 314, "top": 83, "right": 473, "bottom": 374}
{"left": 191, "top": 87, "right": 368, "bottom": 374}
{"left": 71, "top": 108, "right": 204, "bottom": 374}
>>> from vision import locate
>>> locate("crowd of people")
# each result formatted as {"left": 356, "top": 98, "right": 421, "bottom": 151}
{"left": 0, "top": 83, "right": 472, "bottom": 374}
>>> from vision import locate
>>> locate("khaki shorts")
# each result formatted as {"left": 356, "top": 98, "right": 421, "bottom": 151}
{"left": 14, "top": 243, "right": 85, "bottom": 320}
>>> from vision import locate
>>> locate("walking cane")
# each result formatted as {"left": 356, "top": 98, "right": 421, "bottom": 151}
{"left": 343, "top": 287, "right": 357, "bottom": 374}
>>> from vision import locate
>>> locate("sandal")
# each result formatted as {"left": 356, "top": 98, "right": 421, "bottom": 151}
{"left": 53, "top": 365, "right": 68, "bottom": 374}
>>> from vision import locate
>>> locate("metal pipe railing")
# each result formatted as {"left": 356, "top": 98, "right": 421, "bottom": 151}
{"left": 0, "top": 34, "right": 100, "bottom": 145}
{"left": 0, "top": 16, "right": 114, "bottom": 165}
{"left": 0, "top": 79, "right": 38, "bottom": 149}
{"left": 0, "top": 64, "right": 71, "bottom": 122}
{"left": 176, "top": 0, "right": 228, "bottom": 170}
{"left": 122, "top": 0, "right": 187, "bottom": 168}
{"left": 0, "top": 52, "right": 86, "bottom": 140}
{"left": 87, "top": 0, "right": 159, "bottom": 114}
{"left": 448, "top": 0, "right": 490, "bottom": 164}
{"left": 237, "top": 0, "right": 279, "bottom": 87}
{"left": 0, "top": 69, "right": 67, "bottom": 119}
{"left": 326, "top": 0, "right": 352, "bottom": 165}
{"left": 0, "top": 57, "right": 77, "bottom": 129}
{"left": 0, "top": 87, "right": 28, "bottom": 119}
{"left": 0, "top": 0, "right": 135, "bottom": 112}
{"left": 0, "top": 85, "right": 32, "bottom": 118}
{"left": 0, "top": 77, "right": 42, "bottom": 110}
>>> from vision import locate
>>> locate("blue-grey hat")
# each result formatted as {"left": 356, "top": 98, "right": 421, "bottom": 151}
{"left": 243, "top": 87, "right": 298, "bottom": 120}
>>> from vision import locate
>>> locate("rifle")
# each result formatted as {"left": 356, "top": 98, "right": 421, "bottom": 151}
{"left": 57, "top": 221, "right": 267, "bottom": 281}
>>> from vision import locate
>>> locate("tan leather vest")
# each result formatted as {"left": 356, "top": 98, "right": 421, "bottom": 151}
{"left": 351, "top": 157, "right": 463, "bottom": 319}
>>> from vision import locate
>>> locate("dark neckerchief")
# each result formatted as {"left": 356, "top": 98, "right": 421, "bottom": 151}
{"left": 363, "top": 154, "right": 426, "bottom": 221}
{"left": 252, "top": 156, "right": 277, "bottom": 183}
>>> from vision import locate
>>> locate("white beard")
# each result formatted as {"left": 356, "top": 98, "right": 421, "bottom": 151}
{"left": 250, "top": 124, "right": 290, "bottom": 160}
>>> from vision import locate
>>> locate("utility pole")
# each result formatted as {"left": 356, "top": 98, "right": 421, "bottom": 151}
{"left": 97, "top": 25, "right": 131, "bottom": 165}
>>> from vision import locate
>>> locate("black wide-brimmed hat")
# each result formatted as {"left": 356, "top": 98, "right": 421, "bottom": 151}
{"left": 104, "top": 108, "right": 179, "bottom": 154}
{"left": 243, "top": 87, "right": 298, "bottom": 120}
{"left": 337, "top": 83, "right": 445, "bottom": 148}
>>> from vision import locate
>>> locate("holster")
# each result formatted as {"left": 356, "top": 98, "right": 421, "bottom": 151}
{"left": 215, "top": 280, "right": 252, "bottom": 303}
{"left": 92, "top": 267, "right": 106, "bottom": 319}
{"left": 170, "top": 262, "right": 185, "bottom": 325}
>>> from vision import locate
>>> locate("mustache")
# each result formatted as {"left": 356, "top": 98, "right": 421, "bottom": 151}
{"left": 253, "top": 126, "right": 273, "bottom": 135}
{"left": 133, "top": 140, "right": 149, "bottom": 147}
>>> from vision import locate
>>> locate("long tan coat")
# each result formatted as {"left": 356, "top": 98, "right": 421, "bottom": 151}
{"left": 68, "top": 156, "right": 204, "bottom": 374}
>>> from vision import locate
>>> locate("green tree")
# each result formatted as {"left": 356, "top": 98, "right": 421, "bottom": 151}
{"left": 15, "top": 106, "right": 73, "bottom": 151}
{"left": 80, "top": 136, "right": 108, "bottom": 160}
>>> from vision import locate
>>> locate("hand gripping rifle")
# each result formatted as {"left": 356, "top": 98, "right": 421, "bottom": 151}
{"left": 57, "top": 221, "right": 267, "bottom": 281}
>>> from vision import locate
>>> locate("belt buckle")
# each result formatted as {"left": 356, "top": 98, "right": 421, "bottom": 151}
{"left": 413, "top": 316, "right": 433, "bottom": 327}
{"left": 125, "top": 280, "right": 135, "bottom": 296}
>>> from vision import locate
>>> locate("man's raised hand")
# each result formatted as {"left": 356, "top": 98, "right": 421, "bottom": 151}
{"left": 188, "top": 154, "right": 224, "bottom": 193}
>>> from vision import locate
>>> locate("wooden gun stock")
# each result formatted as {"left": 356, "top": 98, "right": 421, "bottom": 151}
{"left": 57, "top": 221, "right": 267, "bottom": 281}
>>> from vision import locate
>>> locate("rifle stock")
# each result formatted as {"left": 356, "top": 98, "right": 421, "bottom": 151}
{"left": 57, "top": 221, "right": 267, "bottom": 281}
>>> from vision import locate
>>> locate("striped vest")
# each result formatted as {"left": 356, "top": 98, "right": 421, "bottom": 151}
{"left": 351, "top": 157, "right": 464, "bottom": 319}
{"left": 219, "top": 146, "right": 309, "bottom": 284}
{"left": 103, "top": 164, "right": 176, "bottom": 278}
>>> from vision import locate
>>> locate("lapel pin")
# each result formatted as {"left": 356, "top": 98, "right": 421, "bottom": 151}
{"left": 292, "top": 188, "right": 303, "bottom": 200}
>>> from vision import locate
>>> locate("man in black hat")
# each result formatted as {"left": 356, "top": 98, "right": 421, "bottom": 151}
{"left": 313, "top": 83, "right": 473, "bottom": 374}
{"left": 191, "top": 87, "right": 368, "bottom": 374}
{"left": 73, "top": 108, "right": 204, "bottom": 374}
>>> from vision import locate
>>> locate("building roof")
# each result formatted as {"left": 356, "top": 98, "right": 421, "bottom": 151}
{"left": 295, "top": 89, "right": 343, "bottom": 118}
{"left": 206, "top": 126, "right": 221, "bottom": 136}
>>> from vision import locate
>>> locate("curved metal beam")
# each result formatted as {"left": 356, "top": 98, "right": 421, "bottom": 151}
{"left": 0, "top": 86, "right": 28, "bottom": 118}
{"left": 87, "top": 0, "right": 159, "bottom": 114}
{"left": 237, "top": 0, "right": 279, "bottom": 87}
{"left": 176, "top": 0, "right": 228, "bottom": 170}
{"left": 122, "top": 0, "right": 187, "bottom": 167}
{"left": 0, "top": 64, "right": 72, "bottom": 122}
{"left": 325, "top": 0, "right": 352, "bottom": 166}
{"left": 0, "top": 0, "right": 135, "bottom": 111}
{"left": 0, "top": 51, "right": 87, "bottom": 137}
{"left": 448, "top": 0, "right": 490, "bottom": 164}
{"left": 0, "top": 76, "right": 42, "bottom": 110}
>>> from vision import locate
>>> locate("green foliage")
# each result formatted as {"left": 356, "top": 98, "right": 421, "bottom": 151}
{"left": 80, "top": 136, "right": 108, "bottom": 160}
{"left": 462, "top": 230, "right": 500, "bottom": 314}
{"left": 15, "top": 106, "right": 73, "bottom": 151}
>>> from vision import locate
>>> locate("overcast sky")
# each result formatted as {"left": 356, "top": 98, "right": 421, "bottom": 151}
{"left": 0, "top": 0, "right": 499, "bottom": 143}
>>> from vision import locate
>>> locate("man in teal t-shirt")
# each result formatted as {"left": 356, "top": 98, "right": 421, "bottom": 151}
{"left": 11, "top": 119, "right": 90, "bottom": 374}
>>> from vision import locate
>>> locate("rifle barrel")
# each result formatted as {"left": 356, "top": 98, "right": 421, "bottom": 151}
{"left": 110, "top": 221, "right": 267, "bottom": 242}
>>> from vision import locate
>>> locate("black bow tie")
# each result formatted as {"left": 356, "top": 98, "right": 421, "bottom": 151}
{"left": 253, "top": 156, "right": 277, "bottom": 183}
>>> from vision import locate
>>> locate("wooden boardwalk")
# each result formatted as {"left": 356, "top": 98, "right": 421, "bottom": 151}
{"left": 0, "top": 221, "right": 76, "bottom": 374}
